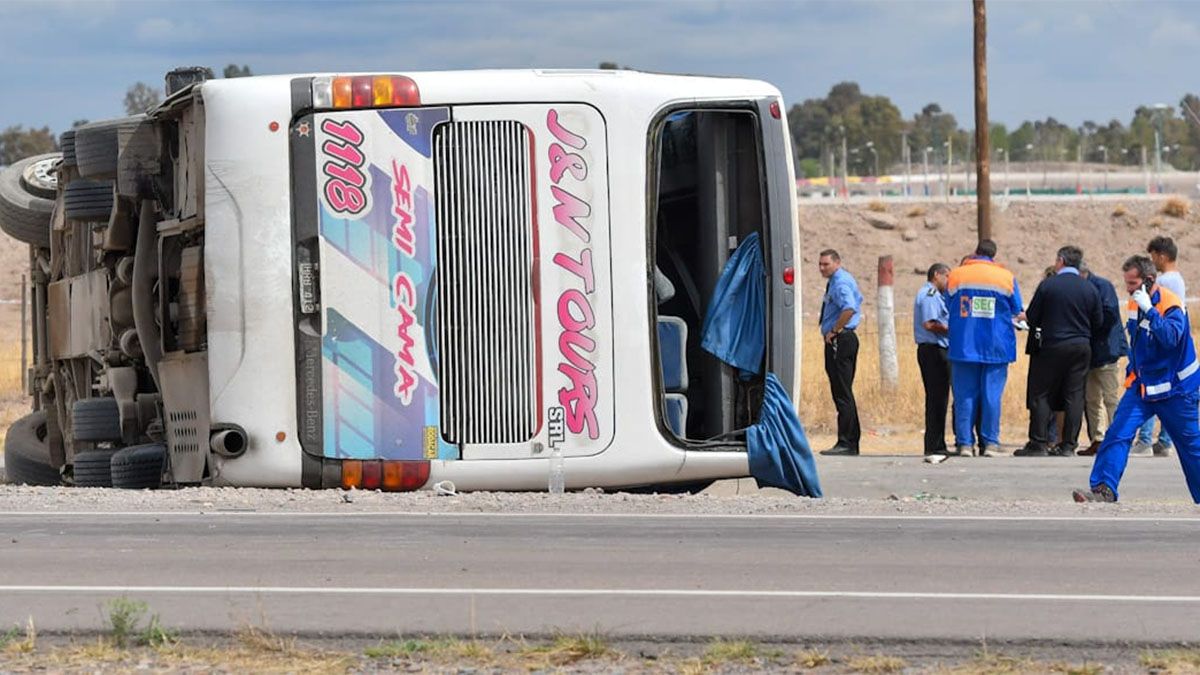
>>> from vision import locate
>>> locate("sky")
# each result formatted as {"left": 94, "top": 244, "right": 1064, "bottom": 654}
{"left": 0, "top": 0, "right": 1196, "bottom": 135}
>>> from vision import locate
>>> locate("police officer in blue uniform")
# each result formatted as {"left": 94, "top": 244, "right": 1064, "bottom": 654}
{"left": 817, "top": 249, "right": 864, "bottom": 456}
{"left": 915, "top": 263, "right": 951, "bottom": 455}
{"left": 1075, "top": 255, "right": 1200, "bottom": 503}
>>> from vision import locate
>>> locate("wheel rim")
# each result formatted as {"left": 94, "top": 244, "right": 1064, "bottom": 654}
{"left": 21, "top": 156, "right": 60, "bottom": 199}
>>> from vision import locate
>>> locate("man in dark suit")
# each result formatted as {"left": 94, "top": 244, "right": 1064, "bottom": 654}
{"left": 1016, "top": 245, "right": 1103, "bottom": 457}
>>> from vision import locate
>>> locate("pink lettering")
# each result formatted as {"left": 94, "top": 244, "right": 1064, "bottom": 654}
{"left": 552, "top": 250, "right": 595, "bottom": 293}
{"left": 548, "top": 107, "right": 601, "bottom": 442}
{"left": 557, "top": 289, "right": 595, "bottom": 332}
{"left": 321, "top": 119, "right": 364, "bottom": 145}
{"left": 390, "top": 160, "right": 415, "bottom": 257}
{"left": 319, "top": 118, "right": 368, "bottom": 215}
{"left": 559, "top": 330, "right": 596, "bottom": 371}
{"left": 558, "top": 362, "right": 599, "bottom": 440}
{"left": 321, "top": 140, "right": 364, "bottom": 166}
{"left": 550, "top": 186, "right": 592, "bottom": 243}
{"left": 392, "top": 273, "right": 419, "bottom": 405}
{"left": 548, "top": 143, "right": 588, "bottom": 183}
{"left": 546, "top": 109, "right": 587, "bottom": 150}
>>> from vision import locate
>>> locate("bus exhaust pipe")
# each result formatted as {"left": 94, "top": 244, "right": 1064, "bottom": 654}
{"left": 210, "top": 427, "right": 248, "bottom": 458}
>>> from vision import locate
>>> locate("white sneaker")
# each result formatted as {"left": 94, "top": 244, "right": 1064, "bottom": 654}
{"left": 1130, "top": 441, "right": 1153, "bottom": 456}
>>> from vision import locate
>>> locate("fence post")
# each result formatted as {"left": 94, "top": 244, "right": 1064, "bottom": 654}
{"left": 20, "top": 273, "right": 26, "bottom": 393}
{"left": 877, "top": 256, "right": 899, "bottom": 390}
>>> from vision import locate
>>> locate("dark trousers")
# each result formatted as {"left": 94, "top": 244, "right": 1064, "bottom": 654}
{"left": 824, "top": 331, "right": 861, "bottom": 450}
{"left": 917, "top": 343, "right": 950, "bottom": 455}
{"left": 1028, "top": 341, "right": 1091, "bottom": 452}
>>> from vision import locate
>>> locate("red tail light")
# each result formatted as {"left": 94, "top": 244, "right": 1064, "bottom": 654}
{"left": 782, "top": 266, "right": 795, "bottom": 285}
{"left": 769, "top": 100, "right": 781, "bottom": 119}
{"left": 361, "top": 461, "right": 382, "bottom": 490}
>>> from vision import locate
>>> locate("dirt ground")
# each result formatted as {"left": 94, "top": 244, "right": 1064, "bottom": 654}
{"left": 797, "top": 198, "right": 1200, "bottom": 318}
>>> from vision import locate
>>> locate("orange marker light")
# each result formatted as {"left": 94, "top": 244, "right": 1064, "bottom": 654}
{"left": 341, "top": 460, "right": 363, "bottom": 489}
{"left": 372, "top": 76, "right": 394, "bottom": 106}
{"left": 275, "top": 431, "right": 286, "bottom": 443}
{"left": 382, "top": 462, "right": 404, "bottom": 490}
{"left": 332, "top": 77, "right": 353, "bottom": 108}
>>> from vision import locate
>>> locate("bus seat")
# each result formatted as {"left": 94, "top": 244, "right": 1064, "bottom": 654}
{"left": 657, "top": 315, "right": 688, "bottom": 392}
{"left": 664, "top": 393, "right": 688, "bottom": 438}
{"left": 654, "top": 266, "right": 676, "bottom": 304}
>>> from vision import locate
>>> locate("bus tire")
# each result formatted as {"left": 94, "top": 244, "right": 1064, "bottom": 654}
{"left": 0, "top": 153, "right": 58, "bottom": 248}
{"left": 71, "top": 397, "right": 122, "bottom": 443}
{"left": 75, "top": 116, "right": 149, "bottom": 180}
{"left": 63, "top": 179, "right": 114, "bottom": 222}
{"left": 60, "top": 130, "right": 77, "bottom": 168}
{"left": 4, "top": 411, "right": 60, "bottom": 486}
{"left": 72, "top": 450, "right": 116, "bottom": 487}
{"left": 111, "top": 443, "right": 165, "bottom": 489}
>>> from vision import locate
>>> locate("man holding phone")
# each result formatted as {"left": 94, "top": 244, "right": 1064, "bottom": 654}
{"left": 1075, "top": 255, "right": 1200, "bottom": 503}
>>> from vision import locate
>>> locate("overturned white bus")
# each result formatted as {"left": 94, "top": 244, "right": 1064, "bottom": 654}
{"left": 0, "top": 67, "right": 802, "bottom": 492}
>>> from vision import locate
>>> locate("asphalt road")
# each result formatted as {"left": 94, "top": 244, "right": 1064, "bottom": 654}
{"left": 2, "top": 511, "right": 1198, "bottom": 643}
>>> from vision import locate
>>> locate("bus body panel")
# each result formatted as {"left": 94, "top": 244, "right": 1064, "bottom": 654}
{"left": 198, "top": 70, "right": 794, "bottom": 490}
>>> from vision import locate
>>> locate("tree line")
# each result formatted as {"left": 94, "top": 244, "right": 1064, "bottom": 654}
{"left": 789, "top": 81, "right": 1200, "bottom": 177}
{"left": 0, "top": 64, "right": 253, "bottom": 166}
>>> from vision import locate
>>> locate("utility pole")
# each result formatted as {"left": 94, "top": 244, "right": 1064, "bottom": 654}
{"left": 903, "top": 132, "right": 912, "bottom": 196}
{"left": 840, "top": 132, "right": 849, "bottom": 199}
{"left": 945, "top": 138, "right": 952, "bottom": 201}
{"left": 973, "top": 0, "right": 992, "bottom": 240}
{"left": 922, "top": 147, "right": 931, "bottom": 196}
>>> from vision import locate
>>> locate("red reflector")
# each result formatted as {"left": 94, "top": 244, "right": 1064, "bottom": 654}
{"left": 361, "top": 461, "right": 382, "bottom": 490}
{"left": 769, "top": 101, "right": 781, "bottom": 119}
{"left": 351, "top": 76, "right": 373, "bottom": 108}
{"left": 401, "top": 461, "right": 431, "bottom": 491}
{"left": 391, "top": 76, "right": 420, "bottom": 106}
{"left": 341, "top": 460, "right": 363, "bottom": 489}
{"left": 782, "top": 266, "right": 795, "bottom": 285}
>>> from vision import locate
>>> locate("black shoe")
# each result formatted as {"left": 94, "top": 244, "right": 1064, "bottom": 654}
{"left": 1078, "top": 441, "right": 1101, "bottom": 457}
{"left": 1013, "top": 443, "right": 1048, "bottom": 457}
{"left": 1072, "top": 484, "right": 1116, "bottom": 503}
{"left": 1049, "top": 445, "right": 1077, "bottom": 457}
{"left": 820, "top": 445, "right": 859, "bottom": 456}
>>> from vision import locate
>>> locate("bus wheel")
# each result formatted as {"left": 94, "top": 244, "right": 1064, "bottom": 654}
{"left": 111, "top": 444, "right": 166, "bottom": 489}
{"left": 71, "top": 398, "right": 123, "bottom": 443}
{"left": 74, "top": 116, "right": 148, "bottom": 180}
{"left": 72, "top": 450, "right": 117, "bottom": 488}
{"left": 0, "top": 153, "right": 58, "bottom": 248}
{"left": 4, "top": 411, "right": 61, "bottom": 486}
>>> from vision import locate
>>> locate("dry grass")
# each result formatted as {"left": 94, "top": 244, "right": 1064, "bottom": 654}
{"left": 906, "top": 205, "right": 927, "bottom": 218}
{"left": 1140, "top": 649, "right": 1200, "bottom": 673}
{"left": 796, "top": 647, "right": 832, "bottom": 668}
{"left": 800, "top": 320, "right": 1200, "bottom": 446}
{"left": 701, "top": 638, "right": 759, "bottom": 664}
{"left": 867, "top": 199, "right": 888, "bottom": 213}
{"left": 1111, "top": 203, "right": 1129, "bottom": 217}
{"left": 847, "top": 653, "right": 907, "bottom": 673}
{"left": 1161, "top": 196, "right": 1190, "bottom": 218}
{"left": 0, "top": 341, "right": 27, "bottom": 448}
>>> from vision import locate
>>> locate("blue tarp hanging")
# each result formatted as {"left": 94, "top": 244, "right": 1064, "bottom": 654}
{"left": 700, "top": 232, "right": 765, "bottom": 377}
{"left": 747, "top": 374, "right": 823, "bottom": 497}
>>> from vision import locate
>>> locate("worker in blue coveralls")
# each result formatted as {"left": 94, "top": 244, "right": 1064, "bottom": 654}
{"left": 946, "top": 239, "right": 1025, "bottom": 457}
{"left": 1074, "top": 255, "right": 1200, "bottom": 503}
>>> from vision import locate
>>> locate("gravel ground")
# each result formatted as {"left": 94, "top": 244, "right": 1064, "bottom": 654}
{"left": 0, "top": 483, "right": 1195, "bottom": 518}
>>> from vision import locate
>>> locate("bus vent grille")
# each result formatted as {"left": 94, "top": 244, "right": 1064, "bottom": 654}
{"left": 433, "top": 120, "right": 538, "bottom": 445}
{"left": 167, "top": 409, "right": 201, "bottom": 455}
